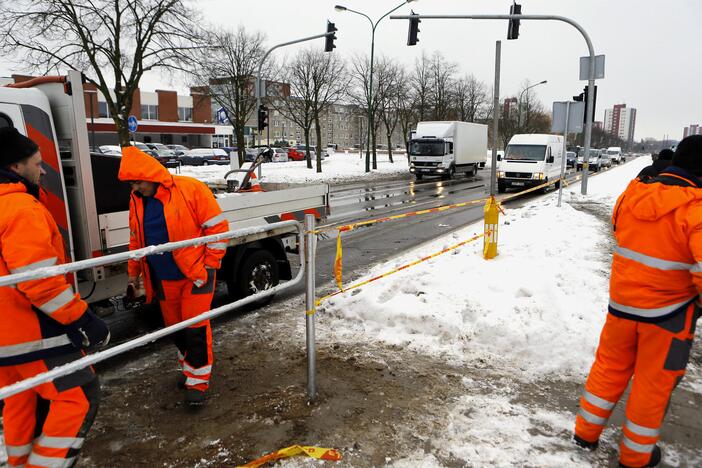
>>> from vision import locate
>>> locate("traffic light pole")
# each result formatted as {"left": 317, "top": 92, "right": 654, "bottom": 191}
{"left": 391, "top": 13, "right": 597, "bottom": 195}
{"left": 254, "top": 30, "right": 336, "bottom": 176}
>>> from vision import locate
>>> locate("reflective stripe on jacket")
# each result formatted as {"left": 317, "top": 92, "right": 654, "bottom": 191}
{"left": 609, "top": 167, "right": 702, "bottom": 322}
{"left": 0, "top": 179, "right": 87, "bottom": 364}
{"left": 118, "top": 147, "right": 229, "bottom": 303}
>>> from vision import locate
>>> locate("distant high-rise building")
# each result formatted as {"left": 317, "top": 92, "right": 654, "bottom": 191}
{"left": 684, "top": 124, "right": 700, "bottom": 138}
{"left": 503, "top": 97, "right": 518, "bottom": 116}
{"left": 604, "top": 104, "right": 636, "bottom": 145}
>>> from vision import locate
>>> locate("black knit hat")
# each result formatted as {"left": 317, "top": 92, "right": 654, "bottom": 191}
{"left": 0, "top": 127, "right": 39, "bottom": 167}
{"left": 658, "top": 148, "right": 674, "bottom": 161}
{"left": 672, "top": 135, "right": 702, "bottom": 175}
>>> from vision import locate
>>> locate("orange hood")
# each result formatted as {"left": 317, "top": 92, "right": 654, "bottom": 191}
{"left": 623, "top": 177, "right": 702, "bottom": 222}
{"left": 118, "top": 146, "right": 173, "bottom": 187}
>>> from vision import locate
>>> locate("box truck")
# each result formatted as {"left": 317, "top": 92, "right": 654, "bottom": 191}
{"left": 408, "top": 121, "right": 487, "bottom": 180}
{"left": 497, "top": 134, "right": 564, "bottom": 193}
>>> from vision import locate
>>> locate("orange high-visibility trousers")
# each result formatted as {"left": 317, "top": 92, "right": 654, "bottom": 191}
{"left": 156, "top": 269, "right": 216, "bottom": 392}
{"left": 0, "top": 351, "right": 99, "bottom": 467}
{"left": 575, "top": 304, "right": 698, "bottom": 467}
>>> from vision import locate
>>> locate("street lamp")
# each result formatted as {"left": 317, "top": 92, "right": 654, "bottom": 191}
{"left": 517, "top": 79, "right": 547, "bottom": 128}
{"left": 335, "top": 0, "right": 418, "bottom": 172}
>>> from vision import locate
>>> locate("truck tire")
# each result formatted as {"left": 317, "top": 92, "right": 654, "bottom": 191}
{"left": 497, "top": 181, "right": 506, "bottom": 193}
{"left": 468, "top": 165, "right": 478, "bottom": 177}
{"left": 228, "top": 249, "right": 279, "bottom": 306}
{"left": 443, "top": 166, "right": 455, "bottom": 180}
{"left": 415, "top": 173, "right": 423, "bottom": 181}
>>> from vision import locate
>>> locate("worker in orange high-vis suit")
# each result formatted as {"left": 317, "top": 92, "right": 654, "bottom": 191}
{"left": 574, "top": 135, "right": 702, "bottom": 468}
{"left": 0, "top": 127, "right": 110, "bottom": 467}
{"left": 118, "top": 146, "right": 228, "bottom": 407}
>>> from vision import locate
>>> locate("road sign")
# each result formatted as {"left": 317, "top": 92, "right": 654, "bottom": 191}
{"left": 552, "top": 101, "right": 585, "bottom": 134}
{"left": 579, "top": 55, "right": 605, "bottom": 80}
{"left": 127, "top": 115, "right": 138, "bottom": 133}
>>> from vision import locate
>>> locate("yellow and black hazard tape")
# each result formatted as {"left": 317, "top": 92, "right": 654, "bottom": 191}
{"left": 316, "top": 231, "right": 487, "bottom": 306}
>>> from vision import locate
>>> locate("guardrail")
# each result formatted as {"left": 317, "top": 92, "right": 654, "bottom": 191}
{"left": 0, "top": 219, "right": 319, "bottom": 400}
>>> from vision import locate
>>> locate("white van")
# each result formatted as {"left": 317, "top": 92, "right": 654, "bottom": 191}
{"left": 606, "top": 146, "right": 624, "bottom": 164}
{"left": 497, "top": 134, "right": 564, "bottom": 193}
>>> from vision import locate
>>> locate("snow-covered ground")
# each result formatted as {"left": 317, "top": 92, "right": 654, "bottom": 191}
{"left": 307, "top": 155, "right": 702, "bottom": 467}
{"left": 173, "top": 150, "right": 410, "bottom": 186}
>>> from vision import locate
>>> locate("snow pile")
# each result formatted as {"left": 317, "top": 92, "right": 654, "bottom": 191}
{"left": 173, "top": 151, "right": 410, "bottom": 185}
{"left": 320, "top": 157, "right": 653, "bottom": 380}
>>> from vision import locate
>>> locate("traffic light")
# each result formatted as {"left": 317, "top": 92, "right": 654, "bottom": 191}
{"left": 325, "top": 21, "right": 337, "bottom": 52}
{"left": 407, "top": 10, "right": 420, "bottom": 46}
{"left": 507, "top": 2, "right": 522, "bottom": 40}
{"left": 258, "top": 104, "right": 268, "bottom": 130}
{"left": 573, "top": 85, "right": 598, "bottom": 124}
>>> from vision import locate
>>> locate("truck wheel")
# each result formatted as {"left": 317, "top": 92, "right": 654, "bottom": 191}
{"left": 468, "top": 165, "right": 477, "bottom": 177}
{"left": 228, "top": 249, "right": 279, "bottom": 306}
{"left": 443, "top": 166, "right": 455, "bottom": 180}
{"left": 497, "top": 182, "right": 506, "bottom": 193}
{"left": 415, "top": 173, "right": 423, "bottom": 181}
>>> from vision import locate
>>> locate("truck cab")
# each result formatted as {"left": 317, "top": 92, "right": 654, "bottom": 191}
{"left": 408, "top": 121, "right": 487, "bottom": 180}
{"left": 497, "top": 134, "right": 564, "bottom": 193}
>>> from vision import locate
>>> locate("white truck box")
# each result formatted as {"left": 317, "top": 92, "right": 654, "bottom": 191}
{"left": 409, "top": 121, "right": 487, "bottom": 179}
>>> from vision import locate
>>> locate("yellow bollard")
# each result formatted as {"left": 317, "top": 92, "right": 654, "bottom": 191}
{"left": 483, "top": 196, "right": 499, "bottom": 259}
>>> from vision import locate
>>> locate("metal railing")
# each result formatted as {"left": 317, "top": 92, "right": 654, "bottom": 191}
{"left": 0, "top": 219, "right": 315, "bottom": 400}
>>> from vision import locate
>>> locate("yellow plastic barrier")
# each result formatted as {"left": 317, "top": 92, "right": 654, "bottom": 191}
{"left": 238, "top": 445, "right": 342, "bottom": 468}
{"left": 483, "top": 196, "right": 500, "bottom": 259}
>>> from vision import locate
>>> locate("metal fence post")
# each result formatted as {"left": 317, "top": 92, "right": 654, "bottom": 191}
{"left": 304, "top": 214, "right": 317, "bottom": 401}
{"left": 557, "top": 102, "right": 570, "bottom": 207}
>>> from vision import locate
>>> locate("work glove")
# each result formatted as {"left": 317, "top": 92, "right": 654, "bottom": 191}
{"left": 67, "top": 309, "right": 110, "bottom": 350}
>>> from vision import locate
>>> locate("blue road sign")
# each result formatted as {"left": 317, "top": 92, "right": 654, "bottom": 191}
{"left": 127, "top": 115, "right": 138, "bottom": 133}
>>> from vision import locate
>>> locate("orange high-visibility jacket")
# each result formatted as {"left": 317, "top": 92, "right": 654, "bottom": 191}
{"left": 610, "top": 167, "right": 702, "bottom": 322}
{"left": 0, "top": 179, "right": 87, "bottom": 365}
{"left": 118, "top": 147, "right": 229, "bottom": 303}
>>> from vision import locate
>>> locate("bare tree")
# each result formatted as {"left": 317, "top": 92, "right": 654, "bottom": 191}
{"left": 350, "top": 54, "right": 382, "bottom": 172}
{"left": 453, "top": 74, "right": 488, "bottom": 122}
{"left": 191, "top": 27, "right": 267, "bottom": 166}
{"left": 0, "top": 0, "right": 203, "bottom": 146}
{"left": 428, "top": 51, "right": 458, "bottom": 121}
{"left": 273, "top": 50, "right": 316, "bottom": 169}
{"left": 396, "top": 74, "right": 416, "bottom": 160}
{"left": 374, "top": 57, "right": 402, "bottom": 164}
{"left": 411, "top": 52, "right": 432, "bottom": 122}
{"left": 309, "top": 50, "right": 349, "bottom": 173}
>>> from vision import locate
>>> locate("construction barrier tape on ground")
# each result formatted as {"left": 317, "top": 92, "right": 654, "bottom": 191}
{"left": 318, "top": 231, "right": 487, "bottom": 306}
{"left": 238, "top": 445, "right": 342, "bottom": 467}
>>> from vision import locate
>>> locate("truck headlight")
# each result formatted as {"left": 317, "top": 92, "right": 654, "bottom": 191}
{"left": 497, "top": 171, "right": 505, "bottom": 178}
{"left": 533, "top": 172, "right": 544, "bottom": 180}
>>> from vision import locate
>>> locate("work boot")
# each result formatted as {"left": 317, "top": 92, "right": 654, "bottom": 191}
{"left": 185, "top": 388, "right": 206, "bottom": 407}
{"left": 573, "top": 434, "right": 599, "bottom": 451}
{"left": 619, "top": 445, "right": 661, "bottom": 468}
{"left": 176, "top": 373, "right": 186, "bottom": 390}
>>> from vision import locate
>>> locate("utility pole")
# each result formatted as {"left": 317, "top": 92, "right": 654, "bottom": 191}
{"left": 490, "top": 41, "right": 501, "bottom": 197}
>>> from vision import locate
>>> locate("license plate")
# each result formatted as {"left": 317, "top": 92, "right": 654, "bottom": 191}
{"left": 512, "top": 181, "right": 525, "bottom": 186}
{"left": 420, "top": 168, "right": 430, "bottom": 172}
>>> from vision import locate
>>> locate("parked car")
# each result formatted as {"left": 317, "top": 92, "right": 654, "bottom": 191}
{"left": 287, "top": 148, "right": 305, "bottom": 161}
{"left": 145, "top": 143, "right": 179, "bottom": 166}
{"left": 566, "top": 151, "right": 577, "bottom": 169}
{"left": 271, "top": 148, "right": 289, "bottom": 162}
{"left": 180, "top": 148, "right": 229, "bottom": 166}
{"left": 166, "top": 144, "right": 190, "bottom": 157}
{"left": 131, "top": 141, "right": 160, "bottom": 159}
{"left": 98, "top": 145, "right": 122, "bottom": 156}
{"left": 244, "top": 148, "right": 259, "bottom": 162}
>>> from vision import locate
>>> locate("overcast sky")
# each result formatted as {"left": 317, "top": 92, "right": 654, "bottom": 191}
{"left": 3, "top": 0, "right": 699, "bottom": 140}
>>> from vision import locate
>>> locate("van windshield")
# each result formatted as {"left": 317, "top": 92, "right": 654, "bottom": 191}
{"left": 410, "top": 140, "right": 445, "bottom": 156}
{"left": 606, "top": 150, "right": 619, "bottom": 155}
{"left": 504, "top": 144, "right": 547, "bottom": 161}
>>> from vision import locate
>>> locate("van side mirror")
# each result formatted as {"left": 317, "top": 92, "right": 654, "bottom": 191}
{"left": 547, "top": 155, "right": 555, "bottom": 163}
{"left": 497, "top": 154, "right": 502, "bottom": 161}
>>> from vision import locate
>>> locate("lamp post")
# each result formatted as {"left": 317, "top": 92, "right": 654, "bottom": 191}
{"left": 517, "top": 79, "right": 547, "bottom": 128}
{"left": 335, "top": 0, "right": 417, "bottom": 173}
